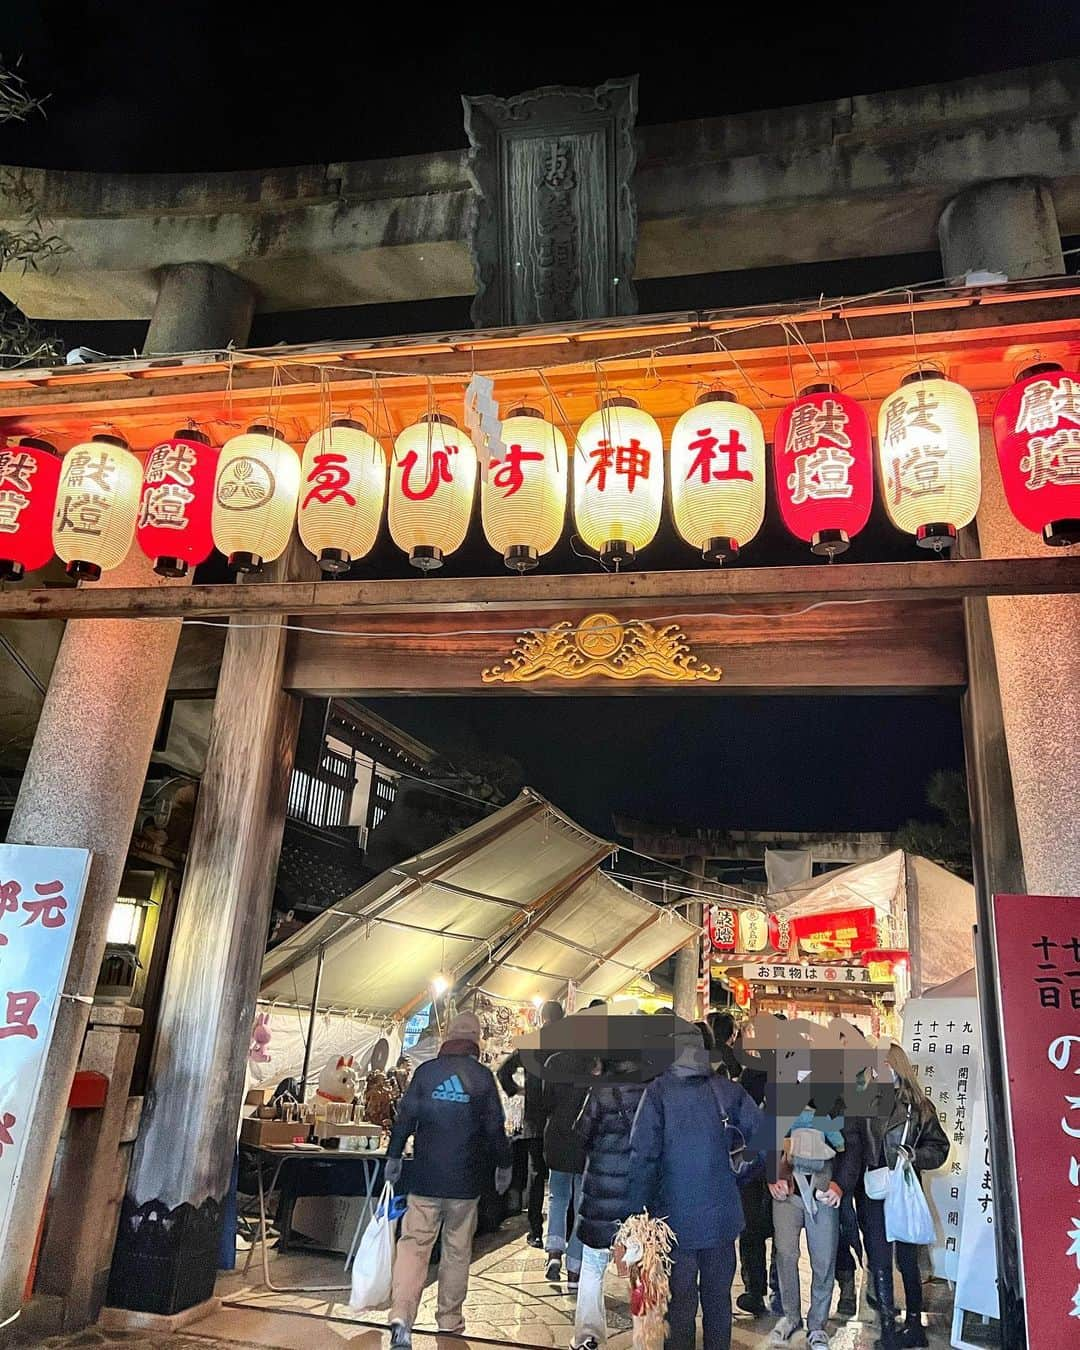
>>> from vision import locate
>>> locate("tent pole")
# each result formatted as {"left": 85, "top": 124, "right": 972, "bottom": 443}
{"left": 299, "top": 943, "right": 326, "bottom": 1098}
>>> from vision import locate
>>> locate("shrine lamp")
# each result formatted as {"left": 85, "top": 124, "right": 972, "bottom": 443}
{"left": 573, "top": 397, "right": 664, "bottom": 567}
{"left": 388, "top": 412, "right": 478, "bottom": 571}
{"left": 669, "top": 391, "right": 765, "bottom": 563}
{"left": 135, "top": 429, "right": 218, "bottom": 578}
{"left": 992, "top": 361, "right": 1080, "bottom": 547}
{"left": 481, "top": 406, "right": 567, "bottom": 572}
{"left": 876, "top": 371, "right": 980, "bottom": 551}
{"left": 298, "top": 418, "right": 387, "bottom": 574}
{"left": 0, "top": 436, "right": 61, "bottom": 581}
{"left": 212, "top": 424, "right": 301, "bottom": 573}
{"left": 773, "top": 384, "right": 874, "bottom": 557}
{"left": 52, "top": 433, "right": 142, "bottom": 581}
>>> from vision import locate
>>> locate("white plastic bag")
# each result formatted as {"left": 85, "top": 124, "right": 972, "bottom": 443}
{"left": 349, "top": 1182, "right": 396, "bottom": 1311}
{"left": 884, "top": 1154, "right": 935, "bottom": 1245}
{"left": 864, "top": 1165, "right": 891, "bottom": 1200}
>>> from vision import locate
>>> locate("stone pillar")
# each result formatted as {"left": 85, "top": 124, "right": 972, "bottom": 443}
{"left": 938, "top": 178, "right": 1065, "bottom": 281}
{"left": 143, "top": 263, "right": 256, "bottom": 355}
{"left": 108, "top": 546, "right": 311, "bottom": 1318}
{"left": 0, "top": 552, "right": 187, "bottom": 1329}
{"left": 673, "top": 856, "right": 706, "bottom": 1021}
{"left": 974, "top": 428, "right": 1080, "bottom": 894}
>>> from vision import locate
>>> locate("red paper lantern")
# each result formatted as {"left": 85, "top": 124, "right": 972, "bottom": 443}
{"left": 0, "top": 436, "right": 61, "bottom": 581}
{"left": 731, "top": 978, "right": 751, "bottom": 1009}
{"left": 992, "top": 362, "right": 1080, "bottom": 547}
{"left": 136, "top": 429, "right": 218, "bottom": 577}
{"left": 768, "top": 913, "right": 794, "bottom": 953}
{"left": 707, "top": 905, "right": 737, "bottom": 952}
{"left": 772, "top": 384, "right": 874, "bottom": 556}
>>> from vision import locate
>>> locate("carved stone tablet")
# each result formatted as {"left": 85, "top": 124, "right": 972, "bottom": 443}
{"left": 463, "top": 77, "right": 639, "bottom": 328}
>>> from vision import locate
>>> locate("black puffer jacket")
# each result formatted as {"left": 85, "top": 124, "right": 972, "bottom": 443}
{"left": 574, "top": 1080, "right": 647, "bottom": 1250}
{"left": 542, "top": 1052, "right": 591, "bottom": 1173}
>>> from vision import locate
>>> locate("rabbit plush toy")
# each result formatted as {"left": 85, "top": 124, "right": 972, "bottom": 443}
{"left": 317, "top": 1054, "right": 360, "bottom": 1103}
{"left": 248, "top": 1012, "right": 272, "bottom": 1064}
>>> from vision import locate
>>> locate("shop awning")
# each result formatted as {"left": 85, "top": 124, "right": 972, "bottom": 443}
{"left": 259, "top": 788, "right": 698, "bottom": 1018}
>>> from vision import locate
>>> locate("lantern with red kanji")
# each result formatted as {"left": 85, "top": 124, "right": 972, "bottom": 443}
{"left": 0, "top": 436, "right": 61, "bottom": 581}
{"left": 707, "top": 905, "right": 737, "bottom": 952}
{"left": 388, "top": 413, "right": 478, "bottom": 571}
{"left": 135, "top": 429, "right": 218, "bottom": 577}
{"left": 992, "top": 361, "right": 1080, "bottom": 546}
{"left": 773, "top": 383, "right": 874, "bottom": 556}
{"left": 481, "top": 407, "right": 567, "bottom": 572}
{"left": 669, "top": 392, "right": 765, "bottom": 562}
{"left": 573, "top": 397, "right": 664, "bottom": 567}
{"left": 298, "top": 418, "right": 387, "bottom": 573}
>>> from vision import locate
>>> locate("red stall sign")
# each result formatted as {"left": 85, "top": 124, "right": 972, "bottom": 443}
{"left": 993, "top": 893, "right": 1080, "bottom": 1349}
{"left": 790, "top": 906, "right": 878, "bottom": 954}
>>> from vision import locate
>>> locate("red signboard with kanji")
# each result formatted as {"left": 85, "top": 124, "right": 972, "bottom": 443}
{"left": 0, "top": 843, "right": 91, "bottom": 1312}
{"left": 992, "top": 893, "right": 1080, "bottom": 1347}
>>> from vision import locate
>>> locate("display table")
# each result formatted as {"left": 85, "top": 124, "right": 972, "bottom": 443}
{"left": 241, "top": 1144, "right": 401, "bottom": 1292}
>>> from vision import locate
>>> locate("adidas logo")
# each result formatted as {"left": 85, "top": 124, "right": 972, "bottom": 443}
{"left": 432, "top": 1074, "right": 470, "bottom": 1103}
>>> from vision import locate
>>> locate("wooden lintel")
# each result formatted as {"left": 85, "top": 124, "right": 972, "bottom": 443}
{"left": 3, "top": 556, "right": 1077, "bottom": 623}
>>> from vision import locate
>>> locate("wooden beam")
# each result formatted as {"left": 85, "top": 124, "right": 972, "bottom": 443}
{"left": 2, "top": 556, "right": 1077, "bottom": 623}
{"left": 284, "top": 597, "right": 967, "bottom": 694}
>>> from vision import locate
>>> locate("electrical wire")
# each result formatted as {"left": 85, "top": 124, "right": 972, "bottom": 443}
{"left": 141, "top": 597, "right": 879, "bottom": 643}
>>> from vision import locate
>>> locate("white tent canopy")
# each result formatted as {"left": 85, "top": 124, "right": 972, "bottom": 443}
{"left": 260, "top": 788, "right": 698, "bottom": 1019}
{"left": 765, "top": 849, "right": 907, "bottom": 920}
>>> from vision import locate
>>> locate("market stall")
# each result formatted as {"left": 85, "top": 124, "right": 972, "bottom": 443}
{"left": 709, "top": 850, "right": 976, "bottom": 1035}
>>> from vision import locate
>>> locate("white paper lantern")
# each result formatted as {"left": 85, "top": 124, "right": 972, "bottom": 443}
{"left": 52, "top": 433, "right": 142, "bottom": 580}
{"left": 298, "top": 418, "right": 387, "bottom": 573}
{"left": 669, "top": 392, "right": 765, "bottom": 561}
{"left": 212, "top": 425, "right": 301, "bottom": 573}
{"left": 738, "top": 908, "right": 769, "bottom": 953}
{"left": 876, "top": 372, "right": 981, "bottom": 549}
{"left": 389, "top": 413, "right": 477, "bottom": 570}
{"left": 481, "top": 406, "right": 567, "bottom": 571}
{"left": 573, "top": 397, "right": 664, "bottom": 566}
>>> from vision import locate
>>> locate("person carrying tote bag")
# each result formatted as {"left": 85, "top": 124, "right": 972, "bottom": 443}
{"left": 854, "top": 1044, "right": 948, "bottom": 1350}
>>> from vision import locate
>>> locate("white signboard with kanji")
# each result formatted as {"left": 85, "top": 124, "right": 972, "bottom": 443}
{"left": 951, "top": 1085, "right": 998, "bottom": 1347}
{"left": 0, "top": 844, "right": 92, "bottom": 1258}
{"left": 902, "top": 996, "right": 983, "bottom": 1281}
{"left": 741, "top": 961, "right": 889, "bottom": 985}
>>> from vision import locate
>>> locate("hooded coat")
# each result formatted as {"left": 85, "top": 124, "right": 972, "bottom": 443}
{"left": 574, "top": 1077, "right": 647, "bottom": 1250}
{"left": 541, "top": 1051, "right": 591, "bottom": 1173}
{"left": 628, "top": 1043, "right": 763, "bottom": 1249}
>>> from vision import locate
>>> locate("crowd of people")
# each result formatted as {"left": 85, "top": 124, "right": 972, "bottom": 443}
{"left": 381, "top": 1002, "right": 948, "bottom": 1350}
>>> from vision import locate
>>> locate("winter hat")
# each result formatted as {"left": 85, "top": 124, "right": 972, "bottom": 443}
{"left": 444, "top": 1012, "right": 483, "bottom": 1045}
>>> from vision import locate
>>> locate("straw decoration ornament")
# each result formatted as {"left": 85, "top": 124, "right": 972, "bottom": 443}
{"left": 614, "top": 1211, "right": 677, "bottom": 1350}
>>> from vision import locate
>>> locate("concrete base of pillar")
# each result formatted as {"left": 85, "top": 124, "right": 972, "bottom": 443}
{"left": 938, "top": 177, "right": 1064, "bottom": 281}
{"left": 99, "top": 1296, "right": 219, "bottom": 1333}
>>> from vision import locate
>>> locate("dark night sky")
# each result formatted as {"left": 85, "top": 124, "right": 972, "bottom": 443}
{"left": 0, "top": 2, "right": 1015, "bottom": 833}
{"left": 0, "top": 3, "right": 1077, "bottom": 172}
{"left": 367, "top": 695, "right": 965, "bottom": 839}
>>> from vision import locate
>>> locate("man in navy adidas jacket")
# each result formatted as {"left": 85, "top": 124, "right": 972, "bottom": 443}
{"left": 385, "top": 1012, "right": 512, "bottom": 1348}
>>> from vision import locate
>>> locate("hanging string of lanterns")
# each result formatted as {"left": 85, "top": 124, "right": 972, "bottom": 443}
{"left": 1, "top": 366, "right": 1072, "bottom": 583}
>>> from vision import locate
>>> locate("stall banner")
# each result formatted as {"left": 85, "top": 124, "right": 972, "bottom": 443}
{"left": 791, "top": 906, "right": 879, "bottom": 954}
{"left": 951, "top": 1085, "right": 998, "bottom": 1348}
{"left": 902, "top": 995, "right": 982, "bottom": 1280}
{"left": 742, "top": 961, "right": 889, "bottom": 985}
{"left": 993, "top": 893, "right": 1080, "bottom": 1349}
{"left": 0, "top": 844, "right": 92, "bottom": 1260}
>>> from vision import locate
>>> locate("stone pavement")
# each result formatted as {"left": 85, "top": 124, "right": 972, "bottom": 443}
{"left": 31, "top": 1215, "right": 967, "bottom": 1349}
